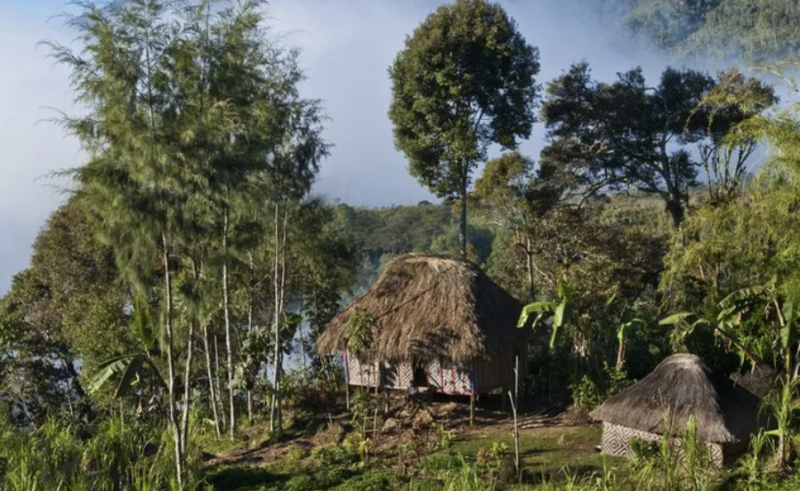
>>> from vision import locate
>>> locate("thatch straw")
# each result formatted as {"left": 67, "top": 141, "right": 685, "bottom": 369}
{"left": 315, "top": 253, "right": 524, "bottom": 365}
{"left": 590, "top": 354, "right": 764, "bottom": 443}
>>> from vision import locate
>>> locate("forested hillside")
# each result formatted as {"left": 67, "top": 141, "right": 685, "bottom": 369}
{"left": 612, "top": 0, "right": 800, "bottom": 61}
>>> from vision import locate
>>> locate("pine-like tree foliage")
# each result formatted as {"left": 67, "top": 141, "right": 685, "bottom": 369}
{"left": 46, "top": 0, "right": 332, "bottom": 482}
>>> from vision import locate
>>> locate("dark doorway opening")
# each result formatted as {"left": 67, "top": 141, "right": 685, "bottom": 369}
{"left": 413, "top": 362, "right": 428, "bottom": 387}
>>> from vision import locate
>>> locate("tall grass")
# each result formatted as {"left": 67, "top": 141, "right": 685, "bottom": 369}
{"left": 0, "top": 413, "right": 205, "bottom": 491}
{"left": 630, "top": 415, "right": 717, "bottom": 491}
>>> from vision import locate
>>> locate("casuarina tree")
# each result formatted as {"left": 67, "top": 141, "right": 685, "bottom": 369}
{"left": 388, "top": 0, "right": 540, "bottom": 257}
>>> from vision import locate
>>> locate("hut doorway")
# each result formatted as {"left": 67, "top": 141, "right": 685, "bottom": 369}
{"left": 413, "top": 362, "right": 428, "bottom": 387}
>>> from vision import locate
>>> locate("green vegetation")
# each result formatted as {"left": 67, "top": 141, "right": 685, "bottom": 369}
{"left": 388, "top": 0, "right": 540, "bottom": 256}
{"left": 613, "top": 0, "right": 800, "bottom": 62}
{"left": 7, "top": 0, "right": 800, "bottom": 489}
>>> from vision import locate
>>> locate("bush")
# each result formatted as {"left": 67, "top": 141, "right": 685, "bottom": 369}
{"left": 330, "top": 471, "right": 395, "bottom": 491}
{"left": 570, "top": 365, "right": 632, "bottom": 412}
{"left": 310, "top": 442, "right": 358, "bottom": 467}
{"left": 417, "top": 453, "right": 468, "bottom": 472}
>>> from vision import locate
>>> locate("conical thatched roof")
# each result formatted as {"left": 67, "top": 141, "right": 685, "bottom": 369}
{"left": 315, "top": 254, "right": 523, "bottom": 364}
{"left": 590, "top": 354, "right": 764, "bottom": 443}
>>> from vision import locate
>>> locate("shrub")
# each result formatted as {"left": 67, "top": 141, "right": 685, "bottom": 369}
{"left": 570, "top": 365, "right": 632, "bottom": 412}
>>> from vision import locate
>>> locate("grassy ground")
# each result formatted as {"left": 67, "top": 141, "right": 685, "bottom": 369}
{"left": 201, "top": 401, "right": 621, "bottom": 491}
{"left": 450, "top": 425, "right": 620, "bottom": 476}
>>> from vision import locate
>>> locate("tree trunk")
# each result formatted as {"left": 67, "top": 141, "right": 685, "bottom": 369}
{"left": 298, "top": 301, "right": 307, "bottom": 371}
{"left": 270, "top": 201, "right": 282, "bottom": 437}
{"left": 161, "top": 233, "right": 183, "bottom": 489}
{"left": 203, "top": 324, "right": 221, "bottom": 438}
{"left": 525, "top": 236, "right": 535, "bottom": 302}
{"left": 276, "top": 209, "right": 290, "bottom": 436}
{"left": 459, "top": 161, "right": 468, "bottom": 258}
{"left": 222, "top": 205, "right": 235, "bottom": 439}
{"left": 510, "top": 355, "right": 521, "bottom": 480}
{"left": 666, "top": 191, "right": 684, "bottom": 229}
{"left": 214, "top": 335, "right": 226, "bottom": 431}
{"left": 247, "top": 287, "right": 254, "bottom": 422}
{"left": 180, "top": 319, "right": 196, "bottom": 456}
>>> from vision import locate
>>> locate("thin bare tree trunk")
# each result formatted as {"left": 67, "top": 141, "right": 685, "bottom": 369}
{"left": 459, "top": 162, "right": 468, "bottom": 258}
{"left": 298, "top": 299, "right": 307, "bottom": 372}
{"left": 222, "top": 205, "right": 235, "bottom": 438}
{"left": 180, "top": 319, "right": 196, "bottom": 456}
{"left": 270, "top": 201, "right": 281, "bottom": 435}
{"left": 161, "top": 233, "right": 183, "bottom": 489}
{"left": 525, "top": 236, "right": 535, "bottom": 301}
{"left": 203, "top": 324, "right": 221, "bottom": 438}
{"left": 274, "top": 208, "right": 289, "bottom": 437}
{"left": 616, "top": 339, "right": 626, "bottom": 371}
{"left": 510, "top": 355, "right": 521, "bottom": 480}
{"left": 247, "top": 277, "right": 254, "bottom": 422}
{"left": 214, "top": 335, "right": 226, "bottom": 431}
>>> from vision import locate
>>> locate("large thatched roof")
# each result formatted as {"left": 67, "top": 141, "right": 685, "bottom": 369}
{"left": 315, "top": 254, "right": 524, "bottom": 364}
{"left": 590, "top": 354, "right": 764, "bottom": 443}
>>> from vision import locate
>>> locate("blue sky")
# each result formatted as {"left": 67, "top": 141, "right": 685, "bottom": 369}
{"left": 0, "top": 0, "right": 671, "bottom": 294}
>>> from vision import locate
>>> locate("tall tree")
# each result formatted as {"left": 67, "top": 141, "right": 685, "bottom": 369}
{"left": 388, "top": 0, "right": 540, "bottom": 257}
{"left": 541, "top": 63, "right": 773, "bottom": 228}
{"left": 471, "top": 151, "right": 559, "bottom": 301}
{"left": 46, "top": 0, "right": 316, "bottom": 482}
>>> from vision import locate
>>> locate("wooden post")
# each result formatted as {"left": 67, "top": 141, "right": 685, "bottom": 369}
{"left": 344, "top": 349, "right": 350, "bottom": 411}
{"left": 510, "top": 354, "right": 521, "bottom": 480}
{"left": 469, "top": 392, "right": 475, "bottom": 427}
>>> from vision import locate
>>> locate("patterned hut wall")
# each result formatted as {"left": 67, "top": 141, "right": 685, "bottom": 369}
{"left": 424, "top": 361, "right": 473, "bottom": 394}
{"left": 427, "top": 361, "right": 443, "bottom": 391}
{"left": 345, "top": 351, "right": 414, "bottom": 389}
{"left": 380, "top": 362, "right": 413, "bottom": 390}
{"left": 344, "top": 351, "right": 378, "bottom": 387}
{"left": 601, "top": 422, "right": 724, "bottom": 467}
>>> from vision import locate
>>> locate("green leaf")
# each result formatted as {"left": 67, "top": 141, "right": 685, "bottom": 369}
{"left": 781, "top": 310, "right": 797, "bottom": 350}
{"left": 549, "top": 322, "right": 561, "bottom": 350}
{"left": 659, "top": 312, "right": 696, "bottom": 326}
{"left": 517, "top": 301, "right": 555, "bottom": 328}
{"left": 553, "top": 298, "right": 571, "bottom": 329}
{"left": 783, "top": 300, "right": 794, "bottom": 325}
{"left": 89, "top": 355, "right": 134, "bottom": 394}
{"left": 617, "top": 318, "right": 645, "bottom": 341}
{"left": 718, "top": 284, "right": 768, "bottom": 310}
{"left": 114, "top": 355, "right": 143, "bottom": 398}
{"left": 282, "top": 313, "right": 302, "bottom": 329}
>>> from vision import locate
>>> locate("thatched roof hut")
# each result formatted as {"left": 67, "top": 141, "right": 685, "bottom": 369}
{"left": 316, "top": 254, "right": 525, "bottom": 395}
{"left": 590, "top": 353, "right": 765, "bottom": 465}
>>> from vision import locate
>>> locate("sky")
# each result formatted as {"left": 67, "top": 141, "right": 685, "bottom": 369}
{"left": 0, "top": 0, "right": 671, "bottom": 295}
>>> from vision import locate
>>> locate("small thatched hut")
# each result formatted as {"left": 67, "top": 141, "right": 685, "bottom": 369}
{"left": 316, "top": 254, "right": 525, "bottom": 397}
{"left": 590, "top": 354, "right": 765, "bottom": 466}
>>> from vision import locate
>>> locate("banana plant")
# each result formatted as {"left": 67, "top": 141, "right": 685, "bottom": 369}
{"left": 517, "top": 280, "right": 573, "bottom": 349}
{"left": 659, "top": 282, "right": 783, "bottom": 371}
{"left": 89, "top": 298, "right": 165, "bottom": 398}
{"left": 616, "top": 318, "right": 645, "bottom": 370}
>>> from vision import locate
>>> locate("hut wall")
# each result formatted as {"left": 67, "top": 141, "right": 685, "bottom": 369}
{"left": 344, "top": 352, "right": 378, "bottom": 387}
{"left": 427, "top": 361, "right": 473, "bottom": 394}
{"left": 473, "top": 345, "right": 524, "bottom": 394}
{"left": 600, "top": 422, "right": 725, "bottom": 467}
{"left": 344, "top": 346, "right": 524, "bottom": 396}
{"left": 344, "top": 351, "right": 415, "bottom": 389}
